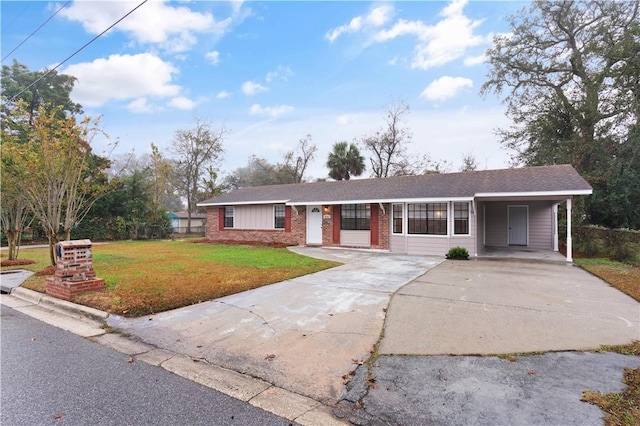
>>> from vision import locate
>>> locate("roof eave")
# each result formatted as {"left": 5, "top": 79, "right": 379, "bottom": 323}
{"left": 474, "top": 189, "right": 593, "bottom": 198}
{"left": 197, "top": 199, "right": 290, "bottom": 207}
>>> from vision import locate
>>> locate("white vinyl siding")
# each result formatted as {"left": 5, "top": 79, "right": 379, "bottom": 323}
{"left": 484, "top": 201, "right": 553, "bottom": 249}
{"left": 390, "top": 235, "right": 407, "bottom": 253}
{"left": 389, "top": 201, "right": 476, "bottom": 256}
{"left": 528, "top": 201, "right": 554, "bottom": 249}
{"left": 406, "top": 237, "right": 450, "bottom": 256}
{"left": 341, "top": 230, "right": 370, "bottom": 247}
{"left": 234, "top": 205, "right": 279, "bottom": 230}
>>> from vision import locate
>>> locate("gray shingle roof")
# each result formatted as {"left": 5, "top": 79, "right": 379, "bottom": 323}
{"left": 198, "top": 164, "right": 592, "bottom": 206}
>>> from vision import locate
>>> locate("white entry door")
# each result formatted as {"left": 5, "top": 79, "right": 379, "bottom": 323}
{"left": 306, "top": 205, "right": 323, "bottom": 245}
{"left": 508, "top": 206, "right": 528, "bottom": 246}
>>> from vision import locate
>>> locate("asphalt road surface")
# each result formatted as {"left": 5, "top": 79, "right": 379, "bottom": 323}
{"left": 0, "top": 305, "right": 294, "bottom": 426}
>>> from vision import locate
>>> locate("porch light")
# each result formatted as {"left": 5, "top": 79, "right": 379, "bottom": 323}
{"left": 323, "top": 205, "right": 330, "bottom": 214}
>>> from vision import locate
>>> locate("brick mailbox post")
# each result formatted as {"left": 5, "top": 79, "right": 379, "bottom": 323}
{"left": 45, "top": 239, "right": 105, "bottom": 301}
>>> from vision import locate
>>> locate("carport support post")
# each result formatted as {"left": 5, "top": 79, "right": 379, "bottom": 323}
{"left": 553, "top": 204, "right": 559, "bottom": 252}
{"left": 566, "top": 198, "right": 572, "bottom": 262}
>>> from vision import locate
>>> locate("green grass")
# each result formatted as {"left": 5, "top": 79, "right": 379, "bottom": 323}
{"left": 5, "top": 240, "right": 340, "bottom": 316}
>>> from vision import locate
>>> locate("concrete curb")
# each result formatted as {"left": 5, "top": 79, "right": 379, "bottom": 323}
{"left": 3, "top": 289, "right": 348, "bottom": 425}
{"left": 10, "top": 287, "right": 109, "bottom": 322}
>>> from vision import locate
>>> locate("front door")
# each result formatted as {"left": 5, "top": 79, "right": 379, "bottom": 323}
{"left": 508, "top": 205, "right": 528, "bottom": 246}
{"left": 306, "top": 205, "right": 323, "bottom": 245}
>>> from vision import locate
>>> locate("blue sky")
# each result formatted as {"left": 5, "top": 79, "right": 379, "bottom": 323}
{"left": 1, "top": 0, "right": 525, "bottom": 180}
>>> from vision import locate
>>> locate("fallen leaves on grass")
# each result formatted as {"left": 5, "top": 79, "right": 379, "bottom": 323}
{"left": 66, "top": 241, "right": 338, "bottom": 317}
{"left": 582, "top": 367, "right": 640, "bottom": 426}
{"left": 35, "top": 265, "right": 56, "bottom": 276}
{"left": 576, "top": 259, "right": 640, "bottom": 302}
{"left": 1, "top": 259, "right": 36, "bottom": 267}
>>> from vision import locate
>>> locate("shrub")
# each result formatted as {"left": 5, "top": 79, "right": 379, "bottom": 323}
{"left": 446, "top": 246, "right": 469, "bottom": 260}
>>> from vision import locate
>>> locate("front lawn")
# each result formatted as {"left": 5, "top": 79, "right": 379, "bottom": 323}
{"left": 10, "top": 240, "right": 339, "bottom": 316}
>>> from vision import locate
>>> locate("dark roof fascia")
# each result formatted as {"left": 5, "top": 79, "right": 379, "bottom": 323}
{"left": 198, "top": 199, "right": 290, "bottom": 207}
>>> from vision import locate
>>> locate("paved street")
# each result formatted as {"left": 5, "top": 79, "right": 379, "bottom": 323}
{"left": 0, "top": 305, "right": 293, "bottom": 426}
{"left": 357, "top": 352, "right": 639, "bottom": 425}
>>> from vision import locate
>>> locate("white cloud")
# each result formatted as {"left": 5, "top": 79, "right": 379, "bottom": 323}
{"left": 265, "top": 65, "right": 294, "bottom": 83}
{"left": 325, "top": 4, "right": 394, "bottom": 42}
{"left": 421, "top": 76, "right": 473, "bottom": 102}
{"left": 242, "top": 81, "right": 268, "bottom": 95}
{"left": 249, "top": 104, "right": 294, "bottom": 118}
{"left": 205, "top": 50, "right": 220, "bottom": 65}
{"left": 59, "top": 1, "right": 238, "bottom": 53}
{"left": 371, "top": 0, "right": 488, "bottom": 69}
{"left": 336, "top": 114, "right": 354, "bottom": 125}
{"left": 168, "top": 96, "right": 197, "bottom": 110}
{"left": 62, "top": 53, "right": 181, "bottom": 107}
{"left": 127, "top": 97, "right": 153, "bottom": 113}
{"left": 216, "top": 91, "right": 230, "bottom": 99}
{"left": 463, "top": 53, "right": 486, "bottom": 66}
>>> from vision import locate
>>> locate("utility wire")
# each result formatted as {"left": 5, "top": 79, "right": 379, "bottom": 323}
{"left": 8, "top": 0, "right": 149, "bottom": 103}
{"left": 2, "top": 1, "right": 72, "bottom": 63}
{"left": 2, "top": 1, "right": 34, "bottom": 34}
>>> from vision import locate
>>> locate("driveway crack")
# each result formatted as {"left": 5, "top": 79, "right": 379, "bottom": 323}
{"left": 216, "top": 301, "right": 277, "bottom": 336}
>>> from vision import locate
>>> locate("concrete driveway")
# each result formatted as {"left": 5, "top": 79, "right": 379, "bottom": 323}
{"left": 107, "top": 247, "right": 441, "bottom": 403}
{"left": 380, "top": 259, "right": 640, "bottom": 355}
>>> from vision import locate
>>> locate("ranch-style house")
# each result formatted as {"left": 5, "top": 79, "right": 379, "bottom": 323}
{"left": 197, "top": 164, "right": 592, "bottom": 262}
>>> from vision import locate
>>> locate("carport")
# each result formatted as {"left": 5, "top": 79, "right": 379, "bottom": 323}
{"left": 475, "top": 195, "right": 579, "bottom": 262}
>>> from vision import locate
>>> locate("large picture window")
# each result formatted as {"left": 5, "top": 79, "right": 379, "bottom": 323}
{"left": 392, "top": 204, "right": 403, "bottom": 234}
{"left": 454, "top": 202, "right": 469, "bottom": 234}
{"left": 341, "top": 204, "right": 370, "bottom": 230}
{"left": 408, "top": 203, "right": 447, "bottom": 235}
{"left": 224, "top": 206, "right": 234, "bottom": 228}
{"left": 274, "top": 205, "right": 285, "bottom": 229}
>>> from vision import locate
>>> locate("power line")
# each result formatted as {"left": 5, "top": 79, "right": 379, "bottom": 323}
{"left": 3, "top": 1, "right": 34, "bottom": 33}
{"left": 2, "top": 1, "right": 72, "bottom": 63}
{"left": 8, "top": 0, "right": 149, "bottom": 103}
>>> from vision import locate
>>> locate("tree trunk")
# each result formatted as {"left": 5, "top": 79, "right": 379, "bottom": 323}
{"left": 6, "top": 230, "right": 18, "bottom": 260}
{"left": 47, "top": 232, "right": 58, "bottom": 266}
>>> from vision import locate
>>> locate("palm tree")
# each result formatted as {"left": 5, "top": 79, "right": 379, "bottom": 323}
{"left": 326, "top": 142, "right": 365, "bottom": 180}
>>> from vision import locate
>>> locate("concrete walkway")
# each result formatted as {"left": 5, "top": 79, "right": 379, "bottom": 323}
{"left": 107, "top": 247, "right": 442, "bottom": 403}
{"left": 380, "top": 259, "right": 640, "bottom": 355}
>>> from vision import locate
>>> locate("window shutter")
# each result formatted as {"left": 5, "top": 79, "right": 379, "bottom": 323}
{"left": 218, "top": 207, "right": 224, "bottom": 230}
{"left": 370, "top": 204, "right": 379, "bottom": 245}
{"left": 332, "top": 205, "right": 341, "bottom": 243}
{"left": 285, "top": 206, "right": 292, "bottom": 232}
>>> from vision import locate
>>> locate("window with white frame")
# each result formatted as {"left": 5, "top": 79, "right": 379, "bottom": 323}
{"left": 392, "top": 204, "right": 403, "bottom": 234}
{"left": 453, "top": 202, "right": 469, "bottom": 234}
{"left": 407, "top": 203, "right": 447, "bottom": 235}
{"left": 274, "top": 205, "right": 285, "bottom": 229}
{"left": 224, "top": 206, "right": 234, "bottom": 228}
{"left": 341, "top": 204, "right": 370, "bottom": 230}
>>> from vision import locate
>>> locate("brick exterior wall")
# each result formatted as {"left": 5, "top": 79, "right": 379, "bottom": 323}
{"left": 206, "top": 203, "right": 391, "bottom": 250}
{"left": 206, "top": 206, "right": 307, "bottom": 246}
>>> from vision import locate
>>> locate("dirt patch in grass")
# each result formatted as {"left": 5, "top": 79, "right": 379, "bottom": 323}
{"left": 1, "top": 259, "right": 36, "bottom": 267}
{"left": 35, "top": 265, "right": 56, "bottom": 276}
{"left": 23, "top": 240, "right": 339, "bottom": 317}
{"left": 575, "top": 258, "right": 640, "bottom": 302}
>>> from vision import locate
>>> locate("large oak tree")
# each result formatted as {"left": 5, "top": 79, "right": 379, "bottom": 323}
{"left": 481, "top": 0, "right": 639, "bottom": 227}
